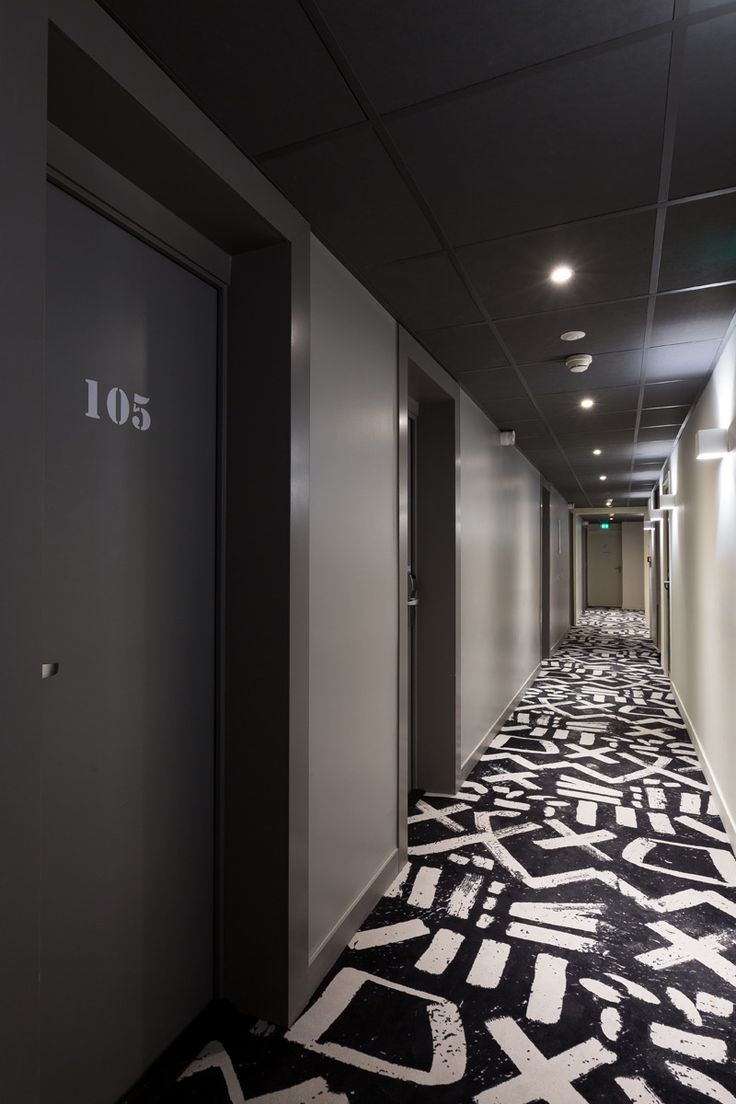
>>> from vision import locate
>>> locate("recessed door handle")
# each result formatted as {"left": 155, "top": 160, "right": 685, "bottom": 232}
{"left": 41, "top": 662, "right": 59, "bottom": 680}
{"left": 408, "top": 598, "right": 418, "bottom": 607}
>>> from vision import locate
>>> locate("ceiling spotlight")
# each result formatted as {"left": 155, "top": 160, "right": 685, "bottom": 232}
{"left": 561, "top": 330, "right": 585, "bottom": 341}
{"left": 566, "top": 354, "right": 592, "bottom": 374}
{"left": 600, "top": 475, "right": 607, "bottom": 481}
{"left": 593, "top": 448, "right": 602, "bottom": 456}
{"left": 581, "top": 398, "right": 594, "bottom": 409}
{"left": 606, "top": 500, "right": 613, "bottom": 507}
{"left": 550, "top": 265, "right": 574, "bottom": 284}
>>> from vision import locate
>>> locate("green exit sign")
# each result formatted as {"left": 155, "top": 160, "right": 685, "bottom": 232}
{"left": 600, "top": 522, "right": 610, "bottom": 529}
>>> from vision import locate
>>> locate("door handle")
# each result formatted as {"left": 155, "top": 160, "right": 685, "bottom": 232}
{"left": 41, "top": 662, "right": 60, "bottom": 680}
{"left": 408, "top": 598, "right": 418, "bottom": 607}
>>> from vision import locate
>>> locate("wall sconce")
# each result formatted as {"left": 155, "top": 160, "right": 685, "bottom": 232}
{"left": 696, "top": 427, "right": 733, "bottom": 460}
{"left": 659, "top": 494, "right": 676, "bottom": 510}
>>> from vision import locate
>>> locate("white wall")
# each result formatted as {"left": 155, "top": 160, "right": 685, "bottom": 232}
{"left": 550, "top": 489, "right": 571, "bottom": 648}
{"left": 459, "top": 392, "right": 544, "bottom": 768}
{"left": 667, "top": 327, "right": 736, "bottom": 842}
{"left": 308, "top": 238, "right": 398, "bottom": 956}
{"left": 622, "top": 521, "right": 645, "bottom": 609}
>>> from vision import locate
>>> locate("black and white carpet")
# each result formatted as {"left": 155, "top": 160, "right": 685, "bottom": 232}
{"left": 166, "top": 610, "right": 736, "bottom": 1103}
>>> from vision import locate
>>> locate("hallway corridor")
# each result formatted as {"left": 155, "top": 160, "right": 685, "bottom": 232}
{"left": 167, "top": 611, "right": 736, "bottom": 1104}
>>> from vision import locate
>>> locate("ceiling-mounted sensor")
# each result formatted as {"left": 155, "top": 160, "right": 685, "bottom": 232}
{"left": 566, "top": 354, "right": 592, "bottom": 373}
{"left": 561, "top": 330, "right": 586, "bottom": 341}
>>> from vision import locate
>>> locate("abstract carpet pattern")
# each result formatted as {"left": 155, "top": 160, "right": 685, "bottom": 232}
{"left": 168, "top": 611, "right": 736, "bottom": 1103}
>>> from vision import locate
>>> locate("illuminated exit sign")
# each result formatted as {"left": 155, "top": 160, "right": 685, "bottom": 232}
{"left": 600, "top": 522, "right": 610, "bottom": 529}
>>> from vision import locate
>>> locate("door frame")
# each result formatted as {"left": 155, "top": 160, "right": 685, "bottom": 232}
{"left": 46, "top": 123, "right": 229, "bottom": 1018}
{"left": 4, "top": 5, "right": 314, "bottom": 1097}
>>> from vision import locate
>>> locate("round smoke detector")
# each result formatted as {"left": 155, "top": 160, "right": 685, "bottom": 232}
{"left": 561, "top": 330, "right": 586, "bottom": 341}
{"left": 566, "top": 354, "right": 592, "bottom": 373}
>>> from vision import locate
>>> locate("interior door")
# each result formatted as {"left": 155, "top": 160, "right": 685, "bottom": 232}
{"left": 586, "top": 524, "right": 623, "bottom": 607}
{"left": 41, "top": 184, "right": 217, "bottom": 1104}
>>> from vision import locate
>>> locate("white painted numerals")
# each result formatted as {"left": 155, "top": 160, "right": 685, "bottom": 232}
{"left": 85, "top": 379, "right": 151, "bottom": 431}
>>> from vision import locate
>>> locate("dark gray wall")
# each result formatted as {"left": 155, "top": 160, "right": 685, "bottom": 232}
{"left": 0, "top": 3, "right": 45, "bottom": 1097}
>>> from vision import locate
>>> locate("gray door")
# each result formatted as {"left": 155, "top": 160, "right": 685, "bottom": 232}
{"left": 41, "top": 184, "right": 217, "bottom": 1104}
{"left": 586, "top": 524, "right": 623, "bottom": 607}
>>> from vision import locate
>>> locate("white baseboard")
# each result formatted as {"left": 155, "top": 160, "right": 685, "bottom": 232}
{"left": 459, "top": 662, "right": 541, "bottom": 781}
{"left": 302, "top": 849, "right": 401, "bottom": 1008}
{"left": 670, "top": 679, "right": 736, "bottom": 856}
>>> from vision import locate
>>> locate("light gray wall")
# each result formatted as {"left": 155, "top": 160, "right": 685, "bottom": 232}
{"left": 622, "top": 521, "right": 645, "bottom": 609}
{"left": 459, "top": 393, "right": 543, "bottom": 768}
{"left": 308, "top": 238, "right": 399, "bottom": 957}
{"left": 666, "top": 327, "right": 736, "bottom": 844}
{"left": 549, "top": 489, "right": 571, "bottom": 648}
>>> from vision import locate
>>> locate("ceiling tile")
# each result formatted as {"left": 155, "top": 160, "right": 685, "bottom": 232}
{"left": 262, "top": 129, "right": 440, "bottom": 267}
{"left": 513, "top": 418, "right": 553, "bottom": 441}
{"left": 644, "top": 378, "right": 704, "bottom": 408}
{"left": 555, "top": 410, "right": 637, "bottom": 436}
{"left": 639, "top": 405, "right": 689, "bottom": 428}
{"left": 386, "top": 36, "right": 670, "bottom": 244}
{"left": 520, "top": 349, "right": 643, "bottom": 395}
{"left": 537, "top": 385, "right": 640, "bottom": 418}
{"left": 471, "top": 394, "right": 540, "bottom": 426}
{"left": 101, "top": 0, "right": 365, "bottom": 153}
{"left": 644, "top": 339, "right": 719, "bottom": 381}
{"left": 636, "top": 426, "right": 679, "bottom": 444}
{"left": 659, "top": 192, "right": 736, "bottom": 291}
{"left": 317, "top": 0, "right": 674, "bottom": 114}
{"left": 416, "top": 322, "right": 508, "bottom": 376}
{"left": 650, "top": 286, "right": 736, "bottom": 344}
{"left": 366, "top": 253, "right": 482, "bottom": 330}
{"left": 459, "top": 368, "right": 527, "bottom": 402}
{"left": 670, "top": 12, "right": 736, "bottom": 198}
{"left": 497, "top": 298, "right": 648, "bottom": 362}
{"left": 457, "top": 210, "right": 655, "bottom": 317}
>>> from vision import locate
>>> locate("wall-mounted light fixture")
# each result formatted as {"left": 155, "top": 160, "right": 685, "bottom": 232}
{"left": 659, "top": 493, "right": 676, "bottom": 510}
{"left": 696, "top": 427, "right": 733, "bottom": 460}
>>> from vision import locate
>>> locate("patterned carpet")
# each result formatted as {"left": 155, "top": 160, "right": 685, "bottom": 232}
{"left": 167, "top": 610, "right": 736, "bottom": 1103}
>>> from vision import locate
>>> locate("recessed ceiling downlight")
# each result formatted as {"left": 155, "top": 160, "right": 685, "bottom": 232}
{"left": 550, "top": 265, "right": 574, "bottom": 284}
{"left": 581, "top": 398, "right": 594, "bottom": 409}
{"left": 600, "top": 475, "right": 607, "bottom": 481}
{"left": 593, "top": 448, "right": 602, "bottom": 456}
{"left": 561, "top": 330, "right": 586, "bottom": 341}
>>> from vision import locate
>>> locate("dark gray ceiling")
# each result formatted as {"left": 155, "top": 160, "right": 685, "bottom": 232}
{"left": 100, "top": 0, "right": 736, "bottom": 506}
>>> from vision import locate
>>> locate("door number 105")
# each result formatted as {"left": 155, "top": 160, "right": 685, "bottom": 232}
{"left": 85, "top": 378, "right": 151, "bottom": 431}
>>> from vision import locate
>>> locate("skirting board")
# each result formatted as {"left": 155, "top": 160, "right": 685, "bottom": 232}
{"left": 459, "top": 662, "right": 541, "bottom": 781}
{"left": 302, "top": 848, "right": 402, "bottom": 1014}
{"left": 671, "top": 679, "right": 736, "bottom": 856}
